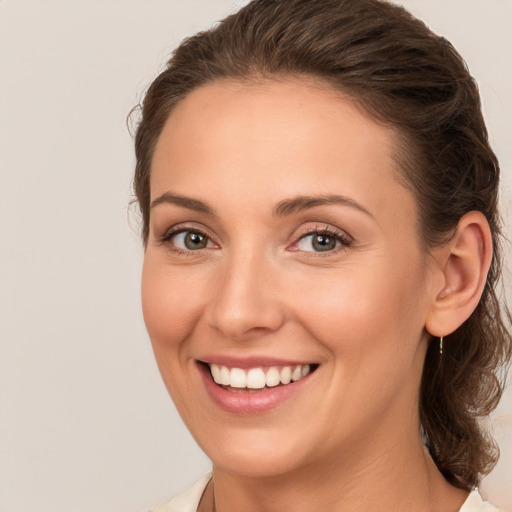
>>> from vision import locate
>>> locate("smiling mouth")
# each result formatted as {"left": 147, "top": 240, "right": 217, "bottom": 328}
{"left": 203, "top": 363, "right": 319, "bottom": 392}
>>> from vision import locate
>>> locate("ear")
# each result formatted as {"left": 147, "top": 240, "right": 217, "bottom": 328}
{"left": 425, "top": 211, "right": 493, "bottom": 338}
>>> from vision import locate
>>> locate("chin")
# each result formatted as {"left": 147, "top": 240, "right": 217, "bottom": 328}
{"left": 212, "top": 450, "right": 306, "bottom": 479}
{"left": 195, "top": 426, "right": 315, "bottom": 478}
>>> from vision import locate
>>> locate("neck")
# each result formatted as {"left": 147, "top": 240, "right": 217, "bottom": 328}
{"left": 204, "top": 428, "right": 468, "bottom": 512}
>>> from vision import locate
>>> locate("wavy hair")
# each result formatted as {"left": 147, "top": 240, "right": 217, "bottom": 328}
{"left": 132, "top": 0, "right": 512, "bottom": 489}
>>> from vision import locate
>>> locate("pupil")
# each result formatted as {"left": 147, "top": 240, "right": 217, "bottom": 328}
{"left": 313, "top": 234, "right": 336, "bottom": 252}
{"left": 185, "top": 232, "right": 207, "bottom": 250}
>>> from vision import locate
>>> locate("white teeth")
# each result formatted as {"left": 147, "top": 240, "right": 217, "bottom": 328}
{"left": 230, "top": 368, "right": 247, "bottom": 388}
{"left": 209, "top": 363, "right": 314, "bottom": 389}
{"left": 280, "top": 366, "right": 292, "bottom": 385}
{"left": 247, "top": 368, "right": 266, "bottom": 389}
{"left": 211, "top": 364, "right": 221, "bottom": 383}
{"left": 220, "top": 365, "right": 231, "bottom": 386}
{"left": 265, "top": 367, "right": 281, "bottom": 387}
{"left": 291, "top": 365, "right": 302, "bottom": 381}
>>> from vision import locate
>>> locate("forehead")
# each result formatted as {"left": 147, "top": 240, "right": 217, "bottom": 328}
{"left": 150, "top": 78, "right": 415, "bottom": 225}
{"left": 154, "top": 78, "right": 396, "bottom": 161}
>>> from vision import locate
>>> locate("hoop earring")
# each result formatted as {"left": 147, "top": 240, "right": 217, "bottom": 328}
{"left": 439, "top": 336, "right": 444, "bottom": 355}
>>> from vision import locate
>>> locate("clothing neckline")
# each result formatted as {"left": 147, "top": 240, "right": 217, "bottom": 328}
{"left": 151, "top": 473, "right": 499, "bottom": 512}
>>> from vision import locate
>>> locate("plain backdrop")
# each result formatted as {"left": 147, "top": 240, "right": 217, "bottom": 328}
{"left": 0, "top": 1, "right": 511, "bottom": 511}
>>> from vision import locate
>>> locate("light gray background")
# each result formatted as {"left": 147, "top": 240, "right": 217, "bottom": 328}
{"left": 0, "top": 1, "right": 510, "bottom": 511}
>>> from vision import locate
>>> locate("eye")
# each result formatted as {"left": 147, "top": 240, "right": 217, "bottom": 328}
{"left": 292, "top": 226, "right": 351, "bottom": 254}
{"left": 161, "top": 229, "right": 216, "bottom": 252}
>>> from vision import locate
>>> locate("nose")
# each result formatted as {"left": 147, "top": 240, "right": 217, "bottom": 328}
{"left": 205, "top": 251, "right": 286, "bottom": 342}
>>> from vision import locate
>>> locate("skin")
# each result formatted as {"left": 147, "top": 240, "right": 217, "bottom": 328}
{"left": 142, "top": 78, "right": 487, "bottom": 511}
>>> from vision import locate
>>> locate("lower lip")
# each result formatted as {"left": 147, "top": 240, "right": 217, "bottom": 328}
{"left": 197, "top": 363, "right": 315, "bottom": 414}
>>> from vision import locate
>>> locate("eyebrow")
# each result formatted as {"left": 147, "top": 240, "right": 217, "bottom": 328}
{"left": 150, "top": 192, "right": 215, "bottom": 215}
{"left": 272, "top": 194, "right": 373, "bottom": 218}
{"left": 150, "top": 192, "right": 372, "bottom": 218}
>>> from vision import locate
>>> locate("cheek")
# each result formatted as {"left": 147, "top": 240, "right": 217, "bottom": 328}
{"left": 141, "top": 258, "right": 210, "bottom": 412}
{"left": 141, "top": 258, "right": 205, "bottom": 351}
{"left": 283, "top": 261, "right": 429, "bottom": 431}
{"left": 283, "top": 259, "right": 428, "bottom": 356}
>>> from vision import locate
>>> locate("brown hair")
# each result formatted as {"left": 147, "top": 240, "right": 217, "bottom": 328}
{"left": 132, "top": 0, "right": 512, "bottom": 490}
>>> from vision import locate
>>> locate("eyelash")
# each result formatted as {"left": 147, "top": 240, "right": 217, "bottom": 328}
{"left": 291, "top": 225, "right": 352, "bottom": 256}
{"left": 159, "top": 226, "right": 214, "bottom": 257}
{"left": 159, "top": 224, "right": 352, "bottom": 256}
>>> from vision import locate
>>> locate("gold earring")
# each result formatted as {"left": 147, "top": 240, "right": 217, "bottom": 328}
{"left": 439, "top": 336, "right": 444, "bottom": 355}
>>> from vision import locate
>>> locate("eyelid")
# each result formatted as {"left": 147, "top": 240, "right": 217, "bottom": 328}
{"left": 292, "top": 223, "right": 352, "bottom": 241}
{"left": 293, "top": 222, "right": 350, "bottom": 238}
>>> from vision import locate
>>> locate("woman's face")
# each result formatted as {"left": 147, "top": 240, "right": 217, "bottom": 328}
{"left": 142, "top": 79, "right": 437, "bottom": 477}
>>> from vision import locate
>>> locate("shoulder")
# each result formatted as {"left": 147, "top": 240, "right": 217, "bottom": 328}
{"left": 148, "top": 473, "right": 212, "bottom": 512}
{"left": 459, "top": 490, "right": 501, "bottom": 512}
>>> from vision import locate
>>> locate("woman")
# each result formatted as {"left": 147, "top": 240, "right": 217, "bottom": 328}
{"left": 133, "top": 0, "right": 511, "bottom": 510}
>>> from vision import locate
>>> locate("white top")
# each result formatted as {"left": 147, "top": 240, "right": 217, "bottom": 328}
{"left": 149, "top": 473, "right": 501, "bottom": 512}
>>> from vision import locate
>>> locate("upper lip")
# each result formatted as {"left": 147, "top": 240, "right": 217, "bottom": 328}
{"left": 197, "top": 355, "right": 317, "bottom": 369}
